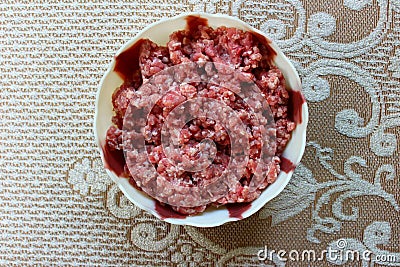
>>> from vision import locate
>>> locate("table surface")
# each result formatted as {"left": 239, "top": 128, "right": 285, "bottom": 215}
{"left": 1, "top": 1, "right": 399, "bottom": 266}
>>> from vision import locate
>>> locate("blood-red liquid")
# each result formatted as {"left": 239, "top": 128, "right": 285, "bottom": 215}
{"left": 114, "top": 39, "right": 145, "bottom": 81}
{"left": 102, "top": 143, "right": 127, "bottom": 177}
{"left": 287, "top": 90, "right": 305, "bottom": 125}
{"left": 155, "top": 202, "right": 188, "bottom": 220}
{"left": 280, "top": 157, "right": 296, "bottom": 173}
{"left": 226, "top": 202, "right": 252, "bottom": 219}
{"left": 185, "top": 15, "right": 209, "bottom": 32}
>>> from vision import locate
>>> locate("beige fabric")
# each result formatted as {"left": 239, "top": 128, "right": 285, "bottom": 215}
{"left": 0, "top": 1, "right": 399, "bottom": 266}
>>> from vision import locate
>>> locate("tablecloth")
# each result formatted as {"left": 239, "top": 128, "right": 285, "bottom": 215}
{"left": 1, "top": 1, "right": 399, "bottom": 266}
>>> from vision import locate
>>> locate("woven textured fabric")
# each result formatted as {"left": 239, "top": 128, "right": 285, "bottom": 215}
{"left": 0, "top": 1, "right": 399, "bottom": 266}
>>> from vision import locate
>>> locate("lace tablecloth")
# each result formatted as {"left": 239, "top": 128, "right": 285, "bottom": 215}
{"left": 1, "top": 1, "right": 399, "bottom": 266}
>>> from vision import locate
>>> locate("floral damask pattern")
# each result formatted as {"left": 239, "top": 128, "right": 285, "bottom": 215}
{"left": 260, "top": 142, "right": 398, "bottom": 243}
{"left": 68, "top": 157, "right": 112, "bottom": 196}
{"left": 0, "top": 0, "right": 399, "bottom": 266}
{"left": 56, "top": 0, "right": 400, "bottom": 265}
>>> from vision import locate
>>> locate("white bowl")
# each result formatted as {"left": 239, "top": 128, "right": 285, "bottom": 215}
{"left": 94, "top": 12, "right": 308, "bottom": 227}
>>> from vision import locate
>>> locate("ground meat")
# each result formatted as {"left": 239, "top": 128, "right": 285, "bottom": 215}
{"left": 140, "top": 39, "right": 172, "bottom": 80}
{"left": 106, "top": 126, "right": 123, "bottom": 151}
{"left": 106, "top": 24, "right": 295, "bottom": 215}
{"left": 111, "top": 73, "right": 142, "bottom": 129}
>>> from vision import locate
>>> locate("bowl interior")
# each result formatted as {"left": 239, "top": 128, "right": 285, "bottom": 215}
{"left": 94, "top": 13, "right": 308, "bottom": 227}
